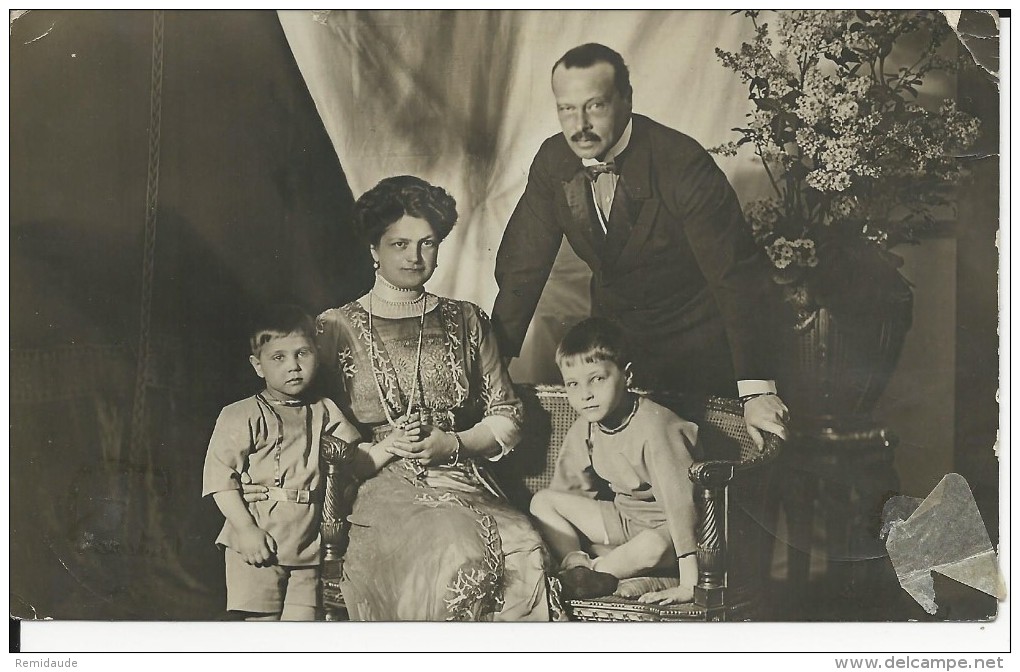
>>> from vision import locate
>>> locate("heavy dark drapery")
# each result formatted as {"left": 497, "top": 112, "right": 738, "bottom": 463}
{"left": 11, "top": 10, "right": 372, "bottom": 619}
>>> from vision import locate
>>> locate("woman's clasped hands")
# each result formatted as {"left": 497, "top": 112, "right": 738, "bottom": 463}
{"left": 382, "top": 412, "right": 458, "bottom": 466}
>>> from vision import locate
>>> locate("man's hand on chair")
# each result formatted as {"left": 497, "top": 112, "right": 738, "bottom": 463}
{"left": 744, "top": 393, "right": 790, "bottom": 451}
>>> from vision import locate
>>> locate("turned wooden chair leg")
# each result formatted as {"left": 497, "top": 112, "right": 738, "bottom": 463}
{"left": 320, "top": 436, "right": 351, "bottom": 621}
{"left": 690, "top": 462, "right": 735, "bottom": 621}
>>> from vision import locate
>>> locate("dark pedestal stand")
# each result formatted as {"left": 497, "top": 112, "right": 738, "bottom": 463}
{"left": 769, "top": 426, "right": 905, "bottom": 620}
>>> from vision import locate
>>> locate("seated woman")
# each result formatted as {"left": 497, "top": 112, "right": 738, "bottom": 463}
{"left": 306, "top": 175, "right": 560, "bottom": 621}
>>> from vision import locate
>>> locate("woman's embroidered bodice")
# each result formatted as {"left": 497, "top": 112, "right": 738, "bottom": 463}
{"left": 316, "top": 297, "right": 522, "bottom": 438}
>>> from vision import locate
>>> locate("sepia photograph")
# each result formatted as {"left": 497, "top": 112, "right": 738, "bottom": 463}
{"left": 8, "top": 7, "right": 1007, "bottom": 654}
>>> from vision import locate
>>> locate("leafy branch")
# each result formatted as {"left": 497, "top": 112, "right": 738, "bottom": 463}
{"left": 709, "top": 10, "right": 980, "bottom": 317}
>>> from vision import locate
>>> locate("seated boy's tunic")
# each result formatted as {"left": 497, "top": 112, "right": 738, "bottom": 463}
{"left": 202, "top": 394, "right": 361, "bottom": 566}
{"left": 550, "top": 397, "right": 701, "bottom": 557}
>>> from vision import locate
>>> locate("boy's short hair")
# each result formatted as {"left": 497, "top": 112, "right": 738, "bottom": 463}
{"left": 249, "top": 304, "right": 316, "bottom": 356}
{"left": 555, "top": 317, "right": 630, "bottom": 370}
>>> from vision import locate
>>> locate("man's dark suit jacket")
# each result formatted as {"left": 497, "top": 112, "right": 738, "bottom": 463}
{"left": 492, "top": 114, "right": 780, "bottom": 396}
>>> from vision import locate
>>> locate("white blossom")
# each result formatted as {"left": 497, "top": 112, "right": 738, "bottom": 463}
{"left": 710, "top": 9, "right": 980, "bottom": 280}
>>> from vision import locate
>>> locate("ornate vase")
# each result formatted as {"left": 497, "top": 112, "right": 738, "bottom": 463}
{"left": 772, "top": 254, "right": 914, "bottom": 599}
{"left": 784, "top": 304, "right": 913, "bottom": 430}
{"left": 779, "top": 244, "right": 915, "bottom": 431}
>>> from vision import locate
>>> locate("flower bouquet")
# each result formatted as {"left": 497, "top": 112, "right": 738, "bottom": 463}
{"left": 712, "top": 10, "right": 980, "bottom": 328}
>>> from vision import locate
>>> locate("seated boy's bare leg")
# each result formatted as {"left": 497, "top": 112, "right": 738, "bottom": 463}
{"left": 529, "top": 489, "right": 608, "bottom": 562}
{"left": 594, "top": 529, "right": 673, "bottom": 580}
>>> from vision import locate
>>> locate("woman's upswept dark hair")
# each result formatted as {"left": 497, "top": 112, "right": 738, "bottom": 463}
{"left": 552, "top": 43, "right": 632, "bottom": 100}
{"left": 248, "top": 303, "right": 316, "bottom": 356}
{"left": 555, "top": 317, "right": 630, "bottom": 370}
{"left": 353, "top": 175, "right": 458, "bottom": 246}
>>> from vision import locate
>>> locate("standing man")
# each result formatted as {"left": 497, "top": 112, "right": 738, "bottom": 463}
{"left": 492, "top": 43, "right": 788, "bottom": 447}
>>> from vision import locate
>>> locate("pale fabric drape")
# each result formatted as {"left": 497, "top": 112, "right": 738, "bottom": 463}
{"left": 278, "top": 10, "right": 769, "bottom": 382}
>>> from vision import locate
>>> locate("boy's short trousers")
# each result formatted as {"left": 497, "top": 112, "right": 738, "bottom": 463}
{"left": 225, "top": 549, "right": 319, "bottom": 614}
{"left": 597, "top": 500, "right": 672, "bottom": 548}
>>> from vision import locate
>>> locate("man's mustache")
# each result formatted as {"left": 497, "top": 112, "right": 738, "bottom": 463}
{"left": 571, "top": 131, "right": 601, "bottom": 143}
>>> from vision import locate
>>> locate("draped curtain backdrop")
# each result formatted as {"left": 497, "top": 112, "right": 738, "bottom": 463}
{"left": 278, "top": 10, "right": 769, "bottom": 382}
{"left": 277, "top": 10, "right": 980, "bottom": 531}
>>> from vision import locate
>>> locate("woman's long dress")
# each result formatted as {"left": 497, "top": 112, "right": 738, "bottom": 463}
{"left": 316, "top": 297, "right": 562, "bottom": 621}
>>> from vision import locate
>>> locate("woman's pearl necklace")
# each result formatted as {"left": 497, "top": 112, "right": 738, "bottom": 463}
{"left": 376, "top": 271, "right": 419, "bottom": 293}
{"left": 371, "top": 291, "right": 425, "bottom": 307}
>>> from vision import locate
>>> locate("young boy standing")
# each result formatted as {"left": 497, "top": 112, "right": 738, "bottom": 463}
{"left": 202, "top": 304, "right": 362, "bottom": 621}
{"left": 530, "top": 317, "right": 701, "bottom": 605}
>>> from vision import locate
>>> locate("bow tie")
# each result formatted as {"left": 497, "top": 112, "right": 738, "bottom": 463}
{"left": 583, "top": 161, "right": 617, "bottom": 181}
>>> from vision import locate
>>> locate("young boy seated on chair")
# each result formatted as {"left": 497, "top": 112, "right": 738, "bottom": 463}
{"left": 530, "top": 317, "right": 701, "bottom": 605}
{"left": 202, "top": 304, "right": 363, "bottom": 620}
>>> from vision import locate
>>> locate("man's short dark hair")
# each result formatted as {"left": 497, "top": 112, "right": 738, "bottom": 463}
{"left": 552, "top": 43, "right": 632, "bottom": 100}
{"left": 249, "top": 303, "right": 316, "bottom": 356}
{"left": 555, "top": 317, "right": 631, "bottom": 370}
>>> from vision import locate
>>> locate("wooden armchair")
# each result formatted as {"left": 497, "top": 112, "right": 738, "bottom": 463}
{"left": 319, "top": 436, "right": 357, "bottom": 621}
{"left": 494, "top": 385, "right": 782, "bottom": 622}
{"left": 317, "top": 384, "right": 781, "bottom": 622}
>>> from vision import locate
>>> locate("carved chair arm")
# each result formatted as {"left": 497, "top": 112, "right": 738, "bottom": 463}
{"left": 686, "top": 431, "right": 782, "bottom": 617}
{"left": 689, "top": 460, "right": 736, "bottom": 488}
{"left": 689, "top": 429, "right": 783, "bottom": 482}
{"left": 320, "top": 436, "right": 359, "bottom": 574}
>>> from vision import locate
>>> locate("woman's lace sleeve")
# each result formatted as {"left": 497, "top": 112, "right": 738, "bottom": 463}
{"left": 468, "top": 303, "right": 523, "bottom": 458}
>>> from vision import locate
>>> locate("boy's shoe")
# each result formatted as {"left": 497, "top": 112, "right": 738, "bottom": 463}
{"left": 558, "top": 566, "right": 619, "bottom": 600}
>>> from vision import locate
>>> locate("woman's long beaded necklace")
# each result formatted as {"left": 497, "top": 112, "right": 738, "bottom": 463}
{"left": 367, "top": 289, "right": 428, "bottom": 430}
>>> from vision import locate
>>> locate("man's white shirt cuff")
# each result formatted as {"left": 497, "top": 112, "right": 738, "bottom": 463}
{"left": 737, "top": 380, "right": 777, "bottom": 398}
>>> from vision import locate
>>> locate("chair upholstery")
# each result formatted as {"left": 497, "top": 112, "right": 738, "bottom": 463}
{"left": 319, "top": 384, "right": 781, "bottom": 622}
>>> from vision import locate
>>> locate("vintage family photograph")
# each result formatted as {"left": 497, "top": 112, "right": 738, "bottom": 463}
{"left": 9, "top": 8, "right": 1006, "bottom": 650}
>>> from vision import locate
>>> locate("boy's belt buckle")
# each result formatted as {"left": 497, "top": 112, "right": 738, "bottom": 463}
{"left": 266, "top": 486, "right": 313, "bottom": 504}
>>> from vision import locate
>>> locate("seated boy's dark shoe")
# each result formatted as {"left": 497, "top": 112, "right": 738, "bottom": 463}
{"left": 558, "top": 566, "right": 619, "bottom": 600}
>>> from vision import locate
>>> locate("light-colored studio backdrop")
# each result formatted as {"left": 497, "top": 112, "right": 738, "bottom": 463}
{"left": 278, "top": 9, "right": 774, "bottom": 378}
{"left": 278, "top": 9, "right": 960, "bottom": 500}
